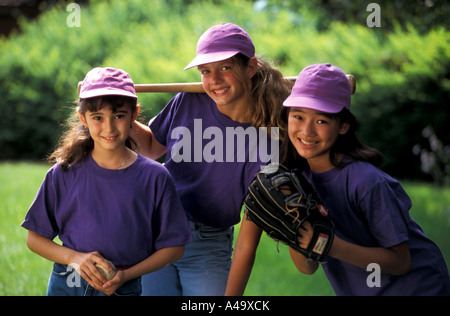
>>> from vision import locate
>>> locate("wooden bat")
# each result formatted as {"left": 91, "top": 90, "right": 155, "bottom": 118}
{"left": 78, "top": 75, "right": 356, "bottom": 95}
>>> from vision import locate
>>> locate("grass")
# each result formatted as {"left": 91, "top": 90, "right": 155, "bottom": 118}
{"left": 0, "top": 162, "right": 449, "bottom": 296}
{"left": 0, "top": 162, "right": 54, "bottom": 295}
{"left": 241, "top": 233, "right": 335, "bottom": 296}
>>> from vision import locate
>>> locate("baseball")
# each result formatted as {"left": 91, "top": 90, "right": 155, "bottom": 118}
{"left": 95, "top": 260, "right": 117, "bottom": 281}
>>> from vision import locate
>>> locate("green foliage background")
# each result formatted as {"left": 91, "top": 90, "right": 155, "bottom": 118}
{"left": 0, "top": 0, "right": 449, "bottom": 180}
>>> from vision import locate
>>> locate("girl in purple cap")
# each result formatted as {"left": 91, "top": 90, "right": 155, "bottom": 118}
{"left": 226, "top": 63, "right": 450, "bottom": 296}
{"left": 21, "top": 67, "right": 193, "bottom": 296}
{"left": 132, "top": 23, "right": 291, "bottom": 296}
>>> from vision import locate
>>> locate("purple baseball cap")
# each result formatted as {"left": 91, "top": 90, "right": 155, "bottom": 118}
{"left": 79, "top": 67, "right": 137, "bottom": 99}
{"left": 184, "top": 23, "right": 255, "bottom": 70}
{"left": 283, "top": 63, "right": 351, "bottom": 113}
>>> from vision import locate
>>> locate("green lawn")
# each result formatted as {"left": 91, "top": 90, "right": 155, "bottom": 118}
{"left": 0, "top": 162, "right": 55, "bottom": 295}
{"left": 1, "top": 162, "right": 449, "bottom": 296}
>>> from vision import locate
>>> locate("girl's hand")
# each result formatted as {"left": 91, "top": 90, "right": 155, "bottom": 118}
{"left": 25, "top": 232, "right": 124, "bottom": 294}
{"left": 296, "top": 221, "right": 313, "bottom": 249}
{"left": 71, "top": 251, "right": 112, "bottom": 290}
{"left": 74, "top": 252, "right": 126, "bottom": 296}
{"left": 290, "top": 221, "right": 319, "bottom": 275}
{"left": 101, "top": 270, "right": 126, "bottom": 296}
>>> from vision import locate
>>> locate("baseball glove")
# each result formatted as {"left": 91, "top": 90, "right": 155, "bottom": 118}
{"left": 244, "top": 164, "right": 334, "bottom": 262}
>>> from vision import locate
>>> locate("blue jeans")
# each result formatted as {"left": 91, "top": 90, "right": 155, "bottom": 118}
{"left": 141, "top": 221, "right": 234, "bottom": 296}
{"left": 47, "top": 263, "right": 142, "bottom": 296}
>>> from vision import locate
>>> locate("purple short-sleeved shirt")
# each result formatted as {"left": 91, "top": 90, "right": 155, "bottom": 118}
{"left": 150, "top": 93, "right": 277, "bottom": 229}
{"left": 21, "top": 154, "right": 193, "bottom": 267}
{"left": 303, "top": 157, "right": 450, "bottom": 296}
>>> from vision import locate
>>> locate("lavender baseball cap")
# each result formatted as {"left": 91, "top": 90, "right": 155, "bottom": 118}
{"left": 79, "top": 67, "right": 137, "bottom": 99}
{"left": 184, "top": 23, "right": 255, "bottom": 70}
{"left": 283, "top": 63, "right": 351, "bottom": 113}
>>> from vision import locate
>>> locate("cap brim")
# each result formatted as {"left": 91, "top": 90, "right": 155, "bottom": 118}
{"left": 79, "top": 88, "right": 137, "bottom": 99}
{"left": 283, "top": 96, "right": 344, "bottom": 114}
{"left": 184, "top": 51, "right": 240, "bottom": 70}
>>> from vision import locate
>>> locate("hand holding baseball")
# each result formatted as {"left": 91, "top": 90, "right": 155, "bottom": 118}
{"left": 94, "top": 259, "right": 117, "bottom": 281}
{"left": 70, "top": 251, "right": 118, "bottom": 292}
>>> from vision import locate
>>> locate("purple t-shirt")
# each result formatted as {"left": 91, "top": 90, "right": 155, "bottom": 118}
{"left": 150, "top": 93, "right": 277, "bottom": 229}
{"left": 21, "top": 154, "right": 193, "bottom": 267}
{"left": 303, "top": 157, "right": 450, "bottom": 296}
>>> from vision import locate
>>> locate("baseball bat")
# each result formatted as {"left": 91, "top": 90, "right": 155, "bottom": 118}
{"left": 78, "top": 75, "right": 356, "bottom": 95}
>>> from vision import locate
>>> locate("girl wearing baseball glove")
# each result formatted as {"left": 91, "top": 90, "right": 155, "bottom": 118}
{"left": 132, "top": 23, "right": 291, "bottom": 296}
{"left": 226, "top": 63, "right": 450, "bottom": 296}
{"left": 22, "top": 67, "right": 193, "bottom": 296}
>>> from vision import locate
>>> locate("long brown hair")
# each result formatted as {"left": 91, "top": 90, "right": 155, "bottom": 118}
{"left": 280, "top": 107, "right": 383, "bottom": 170}
{"left": 232, "top": 54, "right": 292, "bottom": 141}
{"left": 48, "top": 96, "right": 138, "bottom": 171}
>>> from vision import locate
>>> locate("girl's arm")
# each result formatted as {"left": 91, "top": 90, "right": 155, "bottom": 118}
{"left": 131, "top": 120, "right": 167, "bottom": 160}
{"left": 102, "top": 245, "right": 185, "bottom": 295}
{"left": 225, "top": 216, "right": 263, "bottom": 296}
{"left": 329, "top": 236, "right": 410, "bottom": 275}
{"left": 297, "top": 222, "right": 411, "bottom": 276}
{"left": 289, "top": 247, "right": 320, "bottom": 275}
{"left": 26, "top": 231, "right": 112, "bottom": 289}
{"left": 27, "top": 231, "right": 184, "bottom": 296}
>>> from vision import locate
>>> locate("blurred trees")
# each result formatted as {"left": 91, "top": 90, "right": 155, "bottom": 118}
{"left": 261, "top": 0, "right": 450, "bottom": 32}
{"left": 0, "top": 0, "right": 448, "bottom": 181}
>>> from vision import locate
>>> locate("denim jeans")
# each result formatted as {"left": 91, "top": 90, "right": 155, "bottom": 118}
{"left": 141, "top": 221, "right": 234, "bottom": 296}
{"left": 47, "top": 263, "right": 142, "bottom": 296}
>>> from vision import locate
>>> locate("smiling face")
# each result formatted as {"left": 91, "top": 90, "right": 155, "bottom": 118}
{"left": 198, "top": 56, "right": 257, "bottom": 122}
{"left": 77, "top": 97, "right": 138, "bottom": 157}
{"left": 287, "top": 107, "right": 350, "bottom": 172}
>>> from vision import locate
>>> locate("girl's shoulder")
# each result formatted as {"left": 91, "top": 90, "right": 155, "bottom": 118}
{"left": 48, "top": 160, "right": 79, "bottom": 178}
{"left": 134, "top": 154, "right": 173, "bottom": 178}
{"left": 154, "top": 92, "right": 215, "bottom": 131}
{"left": 170, "top": 92, "right": 214, "bottom": 113}
{"left": 307, "top": 157, "right": 386, "bottom": 187}
{"left": 38, "top": 160, "right": 85, "bottom": 193}
{"left": 343, "top": 159, "right": 387, "bottom": 181}
{"left": 135, "top": 153, "right": 164, "bottom": 169}
{"left": 342, "top": 158, "right": 410, "bottom": 202}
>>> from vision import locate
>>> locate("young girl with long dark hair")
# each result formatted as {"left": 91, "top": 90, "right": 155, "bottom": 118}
{"left": 22, "top": 67, "right": 193, "bottom": 296}
{"left": 226, "top": 63, "right": 450, "bottom": 296}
